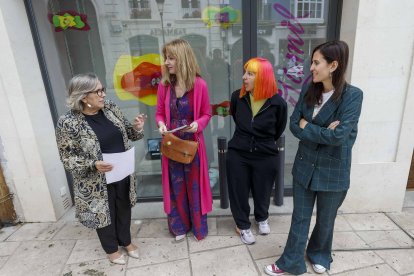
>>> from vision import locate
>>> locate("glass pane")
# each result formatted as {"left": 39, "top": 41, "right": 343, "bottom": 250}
{"left": 32, "top": 0, "right": 242, "bottom": 199}
{"left": 257, "top": 0, "right": 330, "bottom": 189}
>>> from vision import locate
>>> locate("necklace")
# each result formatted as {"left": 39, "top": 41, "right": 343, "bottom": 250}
{"left": 82, "top": 109, "right": 99, "bottom": 116}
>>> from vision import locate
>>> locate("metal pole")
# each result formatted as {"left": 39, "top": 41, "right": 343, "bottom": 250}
{"left": 217, "top": 137, "right": 229, "bottom": 209}
{"left": 160, "top": 12, "right": 165, "bottom": 45}
{"left": 273, "top": 134, "right": 285, "bottom": 206}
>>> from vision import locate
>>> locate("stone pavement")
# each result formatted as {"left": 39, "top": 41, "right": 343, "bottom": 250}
{"left": 0, "top": 202, "right": 414, "bottom": 276}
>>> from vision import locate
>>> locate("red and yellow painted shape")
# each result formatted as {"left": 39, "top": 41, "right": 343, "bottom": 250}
{"left": 113, "top": 54, "right": 162, "bottom": 106}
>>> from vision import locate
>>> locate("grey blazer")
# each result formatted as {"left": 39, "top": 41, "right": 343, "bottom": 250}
{"left": 290, "top": 84, "right": 363, "bottom": 191}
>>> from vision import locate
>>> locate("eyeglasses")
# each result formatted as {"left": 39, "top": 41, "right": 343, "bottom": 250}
{"left": 88, "top": 87, "right": 106, "bottom": 97}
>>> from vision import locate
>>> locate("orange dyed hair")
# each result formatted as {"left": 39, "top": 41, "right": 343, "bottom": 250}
{"left": 240, "top": 57, "right": 277, "bottom": 100}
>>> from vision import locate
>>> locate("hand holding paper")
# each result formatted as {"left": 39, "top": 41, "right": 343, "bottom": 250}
{"left": 163, "top": 125, "right": 191, "bottom": 134}
{"left": 95, "top": 161, "right": 113, "bottom": 172}
{"left": 102, "top": 147, "right": 135, "bottom": 184}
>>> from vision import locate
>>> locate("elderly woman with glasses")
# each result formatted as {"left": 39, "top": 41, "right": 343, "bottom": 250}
{"left": 55, "top": 73, "right": 146, "bottom": 265}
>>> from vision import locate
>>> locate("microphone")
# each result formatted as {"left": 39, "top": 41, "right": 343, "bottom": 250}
{"left": 86, "top": 103, "right": 92, "bottom": 108}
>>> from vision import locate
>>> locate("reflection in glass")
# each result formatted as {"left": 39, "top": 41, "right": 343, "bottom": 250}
{"left": 258, "top": 0, "right": 330, "bottom": 188}
{"left": 33, "top": 0, "right": 331, "bottom": 200}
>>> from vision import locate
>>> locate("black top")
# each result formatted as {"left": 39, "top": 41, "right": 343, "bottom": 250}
{"left": 228, "top": 89, "right": 288, "bottom": 155}
{"left": 84, "top": 110, "right": 125, "bottom": 153}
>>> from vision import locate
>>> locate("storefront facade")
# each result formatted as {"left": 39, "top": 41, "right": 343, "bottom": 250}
{"left": 0, "top": 0, "right": 413, "bottom": 222}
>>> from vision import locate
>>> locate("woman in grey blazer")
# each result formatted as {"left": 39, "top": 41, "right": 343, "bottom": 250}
{"left": 56, "top": 74, "right": 146, "bottom": 265}
{"left": 265, "top": 41, "right": 363, "bottom": 275}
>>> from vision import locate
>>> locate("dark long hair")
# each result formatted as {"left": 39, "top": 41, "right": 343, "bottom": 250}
{"left": 304, "top": 40, "right": 349, "bottom": 106}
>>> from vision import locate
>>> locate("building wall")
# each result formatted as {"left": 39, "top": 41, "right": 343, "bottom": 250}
{"left": 340, "top": 0, "right": 414, "bottom": 212}
{"left": 0, "top": 0, "right": 71, "bottom": 222}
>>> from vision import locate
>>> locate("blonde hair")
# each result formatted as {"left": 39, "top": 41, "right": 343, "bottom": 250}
{"left": 161, "top": 39, "right": 201, "bottom": 91}
{"left": 66, "top": 73, "right": 99, "bottom": 111}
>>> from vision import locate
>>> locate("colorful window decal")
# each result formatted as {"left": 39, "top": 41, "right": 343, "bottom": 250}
{"left": 48, "top": 11, "right": 90, "bottom": 32}
{"left": 211, "top": 101, "right": 230, "bottom": 117}
{"left": 202, "top": 6, "right": 240, "bottom": 28}
{"left": 113, "top": 54, "right": 162, "bottom": 106}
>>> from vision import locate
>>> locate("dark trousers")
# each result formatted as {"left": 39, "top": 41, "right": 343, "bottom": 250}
{"left": 96, "top": 177, "right": 132, "bottom": 254}
{"left": 276, "top": 182, "right": 347, "bottom": 275}
{"left": 226, "top": 149, "right": 278, "bottom": 230}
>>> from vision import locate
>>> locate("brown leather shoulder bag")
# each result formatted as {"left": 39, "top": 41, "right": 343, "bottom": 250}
{"left": 160, "top": 133, "right": 198, "bottom": 164}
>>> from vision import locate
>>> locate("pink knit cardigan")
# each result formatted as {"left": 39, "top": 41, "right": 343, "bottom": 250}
{"left": 155, "top": 77, "right": 213, "bottom": 215}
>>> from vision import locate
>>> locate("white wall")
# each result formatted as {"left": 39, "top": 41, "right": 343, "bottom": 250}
{"left": 0, "top": 0, "right": 71, "bottom": 222}
{"left": 341, "top": 0, "right": 414, "bottom": 212}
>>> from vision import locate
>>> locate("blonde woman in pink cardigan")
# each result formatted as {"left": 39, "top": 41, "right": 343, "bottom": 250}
{"left": 155, "top": 39, "right": 212, "bottom": 242}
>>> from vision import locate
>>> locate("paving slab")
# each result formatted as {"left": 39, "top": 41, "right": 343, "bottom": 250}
{"left": 6, "top": 222, "right": 64, "bottom": 241}
{"left": 334, "top": 215, "right": 354, "bottom": 231}
{"left": 375, "top": 249, "right": 414, "bottom": 275}
{"left": 248, "top": 234, "right": 288, "bottom": 260}
{"left": 62, "top": 259, "right": 126, "bottom": 276}
{"left": 333, "top": 263, "right": 399, "bottom": 276}
{"left": 66, "top": 239, "right": 107, "bottom": 264}
{"left": 309, "top": 215, "right": 353, "bottom": 232}
{"left": 216, "top": 216, "right": 239, "bottom": 235}
{"left": 0, "top": 257, "right": 8, "bottom": 270}
{"left": 191, "top": 245, "right": 257, "bottom": 276}
{"left": 127, "top": 237, "right": 188, "bottom": 268}
{"left": 267, "top": 215, "right": 292, "bottom": 234}
{"left": 410, "top": 229, "right": 414, "bottom": 239}
{"left": 127, "top": 259, "right": 191, "bottom": 276}
{"left": 0, "top": 224, "right": 21, "bottom": 242}
{"left": 0, "top": 240, "right": 75, "bottom": 276}
{"left": 130, "top": 220, "right": 142, "bottom": 238}
{"left": 188, "top": 235, "right": 240, "bottom": 253}
{"left": 255, "top": 256, "right": 325, "bottom": 275}
{"left": 206, "top": 217, "right": 217, "bottom": 235}
{"left": 356, "top": 230, "right": 413, "bottom": 248}
{"left": 52, "top": 222, "right": 97, "bottom": 240}
{"left": 343, "top": 213, "right": 399, "bottom": 231}
{"left": 332, "top": 231, "right": 369, "bottom": 250}
{"left": 388, "top": 211, "right": 414, "bottom": 231}
{"left": 137, "top": 218, "right": 171, "bottom": 238}
{"left": 329, "top": 251, "right": 384, "bottom": 274}
{"left": 0, "top": 241, "right": 20, "bottom": 256}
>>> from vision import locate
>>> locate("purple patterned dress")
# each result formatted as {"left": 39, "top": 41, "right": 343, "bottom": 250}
{"left": 167, "top": 87, "right": 208, "bottom": 240}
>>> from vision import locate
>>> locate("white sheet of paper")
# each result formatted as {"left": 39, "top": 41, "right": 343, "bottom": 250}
{"left": 102, "top": 147, "right": 135, "bottom": 184}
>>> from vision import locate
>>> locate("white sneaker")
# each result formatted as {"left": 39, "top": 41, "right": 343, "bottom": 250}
{"left": 312, "top": 264, "right": 326, "bottom": 274}
{"left": 239, "top": 228, "right": 256, "bottom": 244}
{"left": 257, "top": 219, "right": 271, "bottom": 235}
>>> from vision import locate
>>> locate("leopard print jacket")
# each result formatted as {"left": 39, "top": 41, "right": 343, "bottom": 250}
{"left": 55, "top": 100, "right": 144, "bottom": 229}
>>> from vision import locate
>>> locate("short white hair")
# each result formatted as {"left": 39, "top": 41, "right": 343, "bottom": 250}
{"left": 66, "top": 73, "right": 99, "bottom": 111}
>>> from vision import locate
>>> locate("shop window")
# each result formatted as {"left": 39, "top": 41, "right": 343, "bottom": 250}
{"left": 129, "top": 0, "right": 152, "bottom": 19}
{"left": 294, "top": 0, "right": 324, "bottom": 24}
{"left": 28, "top": 0, "right": 339, "bottom": 200}
{"left": 181, "top": 0, "right": 201, "bottom": 18}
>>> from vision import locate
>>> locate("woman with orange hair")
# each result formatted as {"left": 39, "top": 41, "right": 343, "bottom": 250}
{"left": 227, "top": 57, "right": 287, "bottom": 245}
